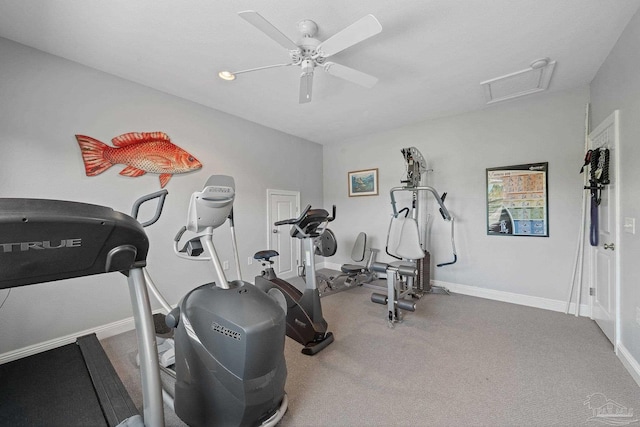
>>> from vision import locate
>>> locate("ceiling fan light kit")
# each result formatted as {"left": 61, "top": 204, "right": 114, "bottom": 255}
{"left": 218, "top": 71, "right": 236, "bottom": 81}
{"left": 218, "top": 63, "right": 294, "bottom": 81}
{"left": 220, "top": 10, "right": 382, "bottom": 103}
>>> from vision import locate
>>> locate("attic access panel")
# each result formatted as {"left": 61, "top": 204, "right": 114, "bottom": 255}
{"left": 481, "top": 60, "right": 556, "bottom": 104}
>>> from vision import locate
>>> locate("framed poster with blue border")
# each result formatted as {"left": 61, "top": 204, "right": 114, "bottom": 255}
{"left": 486, "top": 162, "right": 548, "bottom": 237}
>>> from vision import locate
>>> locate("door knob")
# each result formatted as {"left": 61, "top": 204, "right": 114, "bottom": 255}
{"left": 604, "top": 243, "right": 615, "bottom": 250}
{"left": 272, "top": 229, "right": 278, "bottom": 233}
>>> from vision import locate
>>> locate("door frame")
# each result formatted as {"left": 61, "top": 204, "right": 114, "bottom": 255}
{"left": 588, "top": 110, "right": 620, "bottom": 353}
{"left": 266, "top": 189, "right": 300, "bottom": 278}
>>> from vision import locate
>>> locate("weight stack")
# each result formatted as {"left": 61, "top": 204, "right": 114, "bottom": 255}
{"left": 417, "top": 251, "right": 431, "bottom": 292}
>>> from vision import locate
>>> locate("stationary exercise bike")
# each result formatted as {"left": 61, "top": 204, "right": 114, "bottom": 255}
{"left": 254, "top": 205, "right": 335, "bottom": 356}
{"left": 136, "top": 175, "right": 288, "bottom": 426}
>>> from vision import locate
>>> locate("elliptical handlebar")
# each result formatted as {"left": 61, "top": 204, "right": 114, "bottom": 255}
{"left": 172, "top": 226, "right": 211, "bottom": 261}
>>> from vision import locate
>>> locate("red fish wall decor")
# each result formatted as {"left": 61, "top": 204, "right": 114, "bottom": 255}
{"left": 76, "top": 132, "right": 202, "bottom": 188}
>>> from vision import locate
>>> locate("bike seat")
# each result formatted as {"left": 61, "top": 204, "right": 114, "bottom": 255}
{"left": 254, "top": 250, "right": 279, "bottom": 261}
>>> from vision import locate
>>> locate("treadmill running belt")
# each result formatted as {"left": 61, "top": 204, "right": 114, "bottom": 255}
{"left": 0, "top": 341, "right": 107, "bottom": 426}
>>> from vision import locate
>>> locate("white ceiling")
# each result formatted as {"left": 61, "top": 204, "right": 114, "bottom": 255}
{"left": 1, "top": 0, "right": 638, "bottom": 145}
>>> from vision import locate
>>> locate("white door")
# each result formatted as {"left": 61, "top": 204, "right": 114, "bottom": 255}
{"left": 588, "top": 110, "right": 619, "bottom": 347}
{"left": 267, "top": 189, "right": 300, "bottom": 279}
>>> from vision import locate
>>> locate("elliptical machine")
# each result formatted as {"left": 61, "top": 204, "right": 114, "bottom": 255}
{"left": 253, "top": 205, "right": 335, "bottom": 356}
{"left": 138, "top": 176, "right": 288, "bottom": 426}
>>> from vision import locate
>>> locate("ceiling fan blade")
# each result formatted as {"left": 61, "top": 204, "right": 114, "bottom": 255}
{"left": 323, "top": 62, "right": 378, "bottom": 88}
{"left": 316, "top": 14, "right": 382, "bottom": 58}
{"left": 299, "top": 72, "right": 313, "bottom": 104}
{"left": 238, "top": 10, "right": 299, "bottom": 51}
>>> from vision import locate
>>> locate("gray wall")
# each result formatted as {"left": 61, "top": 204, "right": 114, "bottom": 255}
{"left": 323, "top": 86, "right": 589, "bottom": 303}
{"left": 0, "top": 38, "right": 323, "bottom": 354}
{"left": 590, "top": 8, "right": 640, "bottom": 377}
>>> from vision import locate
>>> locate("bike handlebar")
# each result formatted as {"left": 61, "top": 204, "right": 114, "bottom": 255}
{"left": 274, "top": 204, "right": 336, "bottom": 226}
{"left": 274, "top": 204, "right": 312, "bottom": 226}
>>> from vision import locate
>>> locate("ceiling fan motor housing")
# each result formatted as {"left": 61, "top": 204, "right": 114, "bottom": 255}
{"left": 236, "top": 11, "right": 382, "bottom": 103}
{"left": 297, "top": 19, "right": 318, "bottom": 37}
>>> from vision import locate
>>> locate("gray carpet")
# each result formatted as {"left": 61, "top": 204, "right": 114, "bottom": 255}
{"left": 101, "top": 279, "right": 640, "bottom": 426}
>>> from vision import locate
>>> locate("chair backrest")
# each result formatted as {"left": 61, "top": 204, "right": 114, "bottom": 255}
{"left": 350, "top": 232, "right": 367, "bottom": 262}
{"left": 387, "top": 216, "right": 425, "bottom": 260}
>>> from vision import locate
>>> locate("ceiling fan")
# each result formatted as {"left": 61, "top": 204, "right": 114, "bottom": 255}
{"left": 218, "top": 11, "right": 382, "bottom": 103}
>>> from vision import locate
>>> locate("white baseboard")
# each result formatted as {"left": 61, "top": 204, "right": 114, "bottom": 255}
{"left": 617, "top": 343, "right": 640, "bottom": 388}
{"left": 0, "top": 312, "right": 149, "bottom": 365}
{"left": 433, "top": 279, "right": 591, "bottom": 317}
{"left": 317, "top": 261, "right": 341, "bottom": 271}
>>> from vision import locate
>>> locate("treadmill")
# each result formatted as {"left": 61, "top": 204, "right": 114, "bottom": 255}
{"left": 0, "top": 197, "right": 163, "bottom": 426}
{"left": 0, "top": 334, "right": 138, "bottom": 426}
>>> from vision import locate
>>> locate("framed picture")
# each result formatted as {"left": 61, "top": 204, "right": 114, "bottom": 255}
{"left": 486, "top": 162, "right": 549, "bottom": 237}
{"left": 348, "top": 168, "right": 379, "bottom": 197}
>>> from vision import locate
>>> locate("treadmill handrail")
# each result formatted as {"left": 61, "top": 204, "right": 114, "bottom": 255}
{"left": 131, "top": 189, "right": 168, "bottom": 228}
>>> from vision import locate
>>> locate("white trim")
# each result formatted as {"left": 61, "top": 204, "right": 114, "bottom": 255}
{"left": 618, "top": 343, "right": 640, "bottom": 388}
{"left": 613, "top": 111, "right": 621, "bottom": 353}
{"left": 266, "top": 189, "right": 301, "bottom": 276}
{"left": 433, "top": 280, "right": 591, "bottom": 317}
{"left": 0, "top": 309, "right": 164, "bottom": 365}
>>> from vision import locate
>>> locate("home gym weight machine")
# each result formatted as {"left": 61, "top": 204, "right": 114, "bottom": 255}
{"left": 253, "top": 204, "right": 335, "bottom": 355}
{"left": 370, "top": 147, "right": 457, "bottom": 325}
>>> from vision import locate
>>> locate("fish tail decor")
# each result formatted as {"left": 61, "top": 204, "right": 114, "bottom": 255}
{"left": 76, "top": 132, "right": 202, "bottom": 188}
{"left": 76, "top": 135, "right": 115, "bottom": 176}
